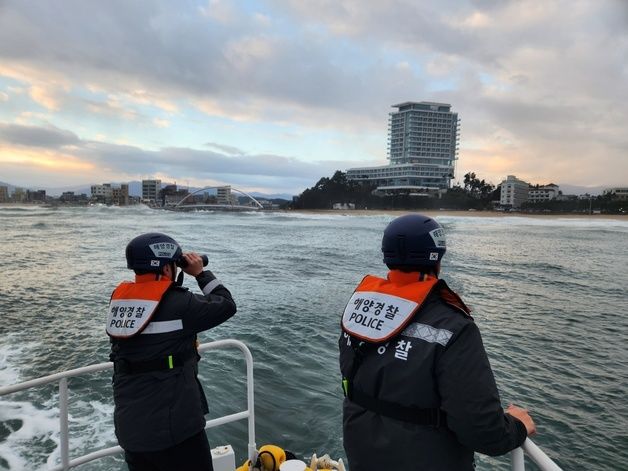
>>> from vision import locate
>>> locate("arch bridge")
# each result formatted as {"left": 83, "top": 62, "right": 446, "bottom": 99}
{"left": 169, "top": 186, "right": 264, "bottom": 211}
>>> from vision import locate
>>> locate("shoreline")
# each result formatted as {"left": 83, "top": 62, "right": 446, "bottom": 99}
{"left": 288, "top": 209, "right": 628, "bottom": 220}
{"left": 2, "top": 203, "right": 626, "bottom": 221}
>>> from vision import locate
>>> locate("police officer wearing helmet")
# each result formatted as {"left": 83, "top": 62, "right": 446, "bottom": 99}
{"left": 107, "top": 233, "right": 236, "bottom": 471}
{"left": 339, "top": 214, "right": 536, "bottom": 470}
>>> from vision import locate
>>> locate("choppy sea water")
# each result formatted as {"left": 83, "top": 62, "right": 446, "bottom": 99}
{"left": 0, "top": 205, "right": 627, "bottom": 471}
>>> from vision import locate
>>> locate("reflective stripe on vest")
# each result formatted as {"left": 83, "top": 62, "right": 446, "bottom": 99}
{"left": 342, "top": 274, "right": 439, "bottom": 343}
{"left": 106, "top": 280, "right": 172, "bottom": 339}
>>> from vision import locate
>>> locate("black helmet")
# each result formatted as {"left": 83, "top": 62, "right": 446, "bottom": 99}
{"left": 125, "top": 233, "right": 183, "bottom": 272}
{"left": 382, "top": 214, "right": 446, "bottom": 267}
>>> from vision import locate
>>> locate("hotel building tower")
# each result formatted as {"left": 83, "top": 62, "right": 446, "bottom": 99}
{"left": 347, "top": 102, "right": 460, "bottom": 195}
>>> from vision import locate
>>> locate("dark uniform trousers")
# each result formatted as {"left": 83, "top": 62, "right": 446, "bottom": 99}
{"left": 124, "top": 431, "right": 214, "bottom": 471}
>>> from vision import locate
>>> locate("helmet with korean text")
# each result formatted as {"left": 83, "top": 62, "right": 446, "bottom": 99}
{"left": 125, "top": 233, "right": 182, "bottom": 273}
{"left": 381, "top": 214, "right": 446, "bottom": 267}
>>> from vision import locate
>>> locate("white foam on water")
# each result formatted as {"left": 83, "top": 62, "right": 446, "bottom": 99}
{"left": 44, "top": 398, "right": 116, "bottom": 470}
{"left": 263, "top": 211, "right": 628, "bottom": 230}
{"left": 0, "top": 399, "right": 59, "bottom": 470}
{"left": 0, "top": 337, "right": 117, "bottom": 470}
{"left": 70, "top": 400, "right": 116, "bottom": 454}
{"left": 0, "top": 336, "right": 43, "bottom": 391}
{"left": 0, "top": 205, "right": 44, "bottom": 211}
{"left": 268, "top": 211, "right": 392, "bottom": 222}
{"left": 0, "top": 343, "right": 22, "bottom": 387}
{"left": 0, "top": 337, "right": 56, "bottom": 470}
{"left": 504, "top": 215, "right": 628, "bottom": 228}
{"left": 437, "top": 214, "right": 628, "bottom": 230}
{"left": 0, "top": 396, "right": 117, "bottom": 470}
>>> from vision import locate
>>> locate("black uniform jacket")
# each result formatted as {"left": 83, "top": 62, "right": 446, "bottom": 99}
{"left": 339, "top": 272, "right": 526, "bottom": 471}
{"left": 109, "top": 270, "right": 236, "bottom": 452}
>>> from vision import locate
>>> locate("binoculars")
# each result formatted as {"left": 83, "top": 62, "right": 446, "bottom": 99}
{"left": 176, "top": 255, "right": 209, "bottom": 268}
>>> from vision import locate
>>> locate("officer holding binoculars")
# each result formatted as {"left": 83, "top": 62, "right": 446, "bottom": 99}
{"left": 107, "top": 233, "right": 236, "bottom": 471}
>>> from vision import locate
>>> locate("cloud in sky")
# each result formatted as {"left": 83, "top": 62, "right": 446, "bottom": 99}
{"left": 0, "top": 122, "right": 365, "bottom": 194}
{"left": 0, "top": 0, "right": 627, "bottom": 194}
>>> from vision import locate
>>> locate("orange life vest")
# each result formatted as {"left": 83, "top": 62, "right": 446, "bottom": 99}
{"left": 106, "top": 275, "right": 172, "bottom": 339}
{"left": 342, "top": 271, "right": 470, "bottom": 343}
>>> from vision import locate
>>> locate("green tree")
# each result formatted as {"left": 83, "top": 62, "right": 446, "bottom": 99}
{"left": 293, "top": 170, "right": 502, "bottom": 211}
{"left": 463, "top": 172, "right": 495, "bottom": 199}
{"left": 293, "top": 170, "right": 377, "bottom": 209}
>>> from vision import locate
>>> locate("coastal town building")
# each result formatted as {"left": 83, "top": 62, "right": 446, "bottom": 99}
{"left": 91, "top": 183, "right": 129, "bottom": 205}
{"left": 528, "top": 183, "right": 561, "bottom": 202}
{"left": 112, "top": 184, "right": 129, "bottom": 206}
{"left": 60, "top": 192, "right": 75, "bottom": 202}
{"left": 347, "top": 101, "right": 460, "bottom": 196}
{"left": 217, "top": 186, "right": 238, "bottom": 205}
{"left": 142, "top": 179, "right": 161, "bottom": 203}
{"left": 59, "top": 192, "right": 89, "bottom": 204}
{"left": 256, "top": 199, "right": 281, "bottom": 210}
{"left": 603, "top": 187, "right": 628, "bottom": 201}
{"left": 91, "top": 183, "right": 113, "bottom": 202}
{"left": 26, "top": 190, "right": 46, "bottom": 202}
{"left": 0, "top": 186, "right": 8, "bottom": 203}
{"left": 159, "top": 184, "right": 189, "bottom": 207}
{"left": 332, "top": 202, "right": 355, "bottom": 210}
{"left": 500, "top": 175, "right": 530, "bottom": 208}
{"left": 12, "top": 188, "right": 26, "bottom": 203}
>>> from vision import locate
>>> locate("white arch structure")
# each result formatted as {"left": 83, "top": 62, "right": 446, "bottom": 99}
{"left": 173, "top": 186, "right": 264, "bottom": 210}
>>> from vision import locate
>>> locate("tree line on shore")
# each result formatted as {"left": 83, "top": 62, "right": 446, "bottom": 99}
{"left": 291, "top": 171, "right": 626, "bottom": 214}
{"left": 291, "top": 170, "right": 499, "bottom": 210}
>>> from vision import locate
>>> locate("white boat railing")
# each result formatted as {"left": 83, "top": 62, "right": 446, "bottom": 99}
{"left": 511, "top": 438, "right": 563, "bottom": 471}
{"left": 0, "top": 338, "right": 562, "bottom": 471}
{"left": 0, "top": 339, "right": 256, "bottom": 471}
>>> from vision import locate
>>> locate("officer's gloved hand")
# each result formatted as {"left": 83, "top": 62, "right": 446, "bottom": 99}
{"left": 180, "top": 253, "right": 204, "bottom": 277}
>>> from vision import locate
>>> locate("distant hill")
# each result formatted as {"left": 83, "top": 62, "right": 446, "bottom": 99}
{"left": 557, "top": 184, "right": 607, "bottom": 196}
{"left": 249, "top": 192, "right": 293, "bottom": 201}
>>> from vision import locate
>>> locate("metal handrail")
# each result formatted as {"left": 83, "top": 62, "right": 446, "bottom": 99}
{"left": 0, "top": 339, "right": 256, "bottom": 471}
{"left": 511, "top": 438, "right": 563, "bottom": 471}
{"left": 0, "top": 339, "right": 562, "bottom": 471}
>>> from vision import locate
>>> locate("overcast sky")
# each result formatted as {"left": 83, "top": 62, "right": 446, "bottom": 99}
{"left": 1, "top": 0, "right": 626, "bottom": 195}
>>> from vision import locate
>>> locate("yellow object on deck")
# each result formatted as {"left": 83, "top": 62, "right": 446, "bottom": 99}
{"left": 259, "top": 444, "right": 287, "bottom": 471}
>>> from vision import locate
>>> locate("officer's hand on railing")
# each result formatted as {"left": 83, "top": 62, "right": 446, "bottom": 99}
{"left": 507, "top": 404, "right": 537, "bottom": 436}
{"left": 180, "top": 253, "right": 205, "bottom": 277}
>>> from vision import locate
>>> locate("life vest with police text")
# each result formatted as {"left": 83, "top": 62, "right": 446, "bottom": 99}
{"left": 342, "top": 273, "right": 470, "bottom": 343}
{"left": 106, "top": 278, "right": 172, "bottom": 339}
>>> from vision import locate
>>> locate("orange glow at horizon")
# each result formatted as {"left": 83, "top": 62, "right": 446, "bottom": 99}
{"left": 0, "top": 146, "right": 95, "bottom": 172}
{"left": 458, "top": 142, "right": 526, "bottom": 184}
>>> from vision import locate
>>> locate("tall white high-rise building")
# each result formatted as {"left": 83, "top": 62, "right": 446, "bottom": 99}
{"left": 347, "top": 102, "right": 460, "bottom": 195}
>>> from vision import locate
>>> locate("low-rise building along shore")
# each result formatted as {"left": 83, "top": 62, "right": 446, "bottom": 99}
{"left": 91, "top": 183, "right": 129, "bottom": 205}
{"left": 528, "top": 183, "right": 560, "bottom": 202}
{"left": 500, "top": 175, "right": 531, "bottom": 209}
{"left": 603, "top": 187, "right": 628, "bottom": 200}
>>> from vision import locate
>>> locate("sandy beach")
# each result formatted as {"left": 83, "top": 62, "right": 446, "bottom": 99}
{"left": 288, "top": 209, "right": 628, "bottom": 220}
